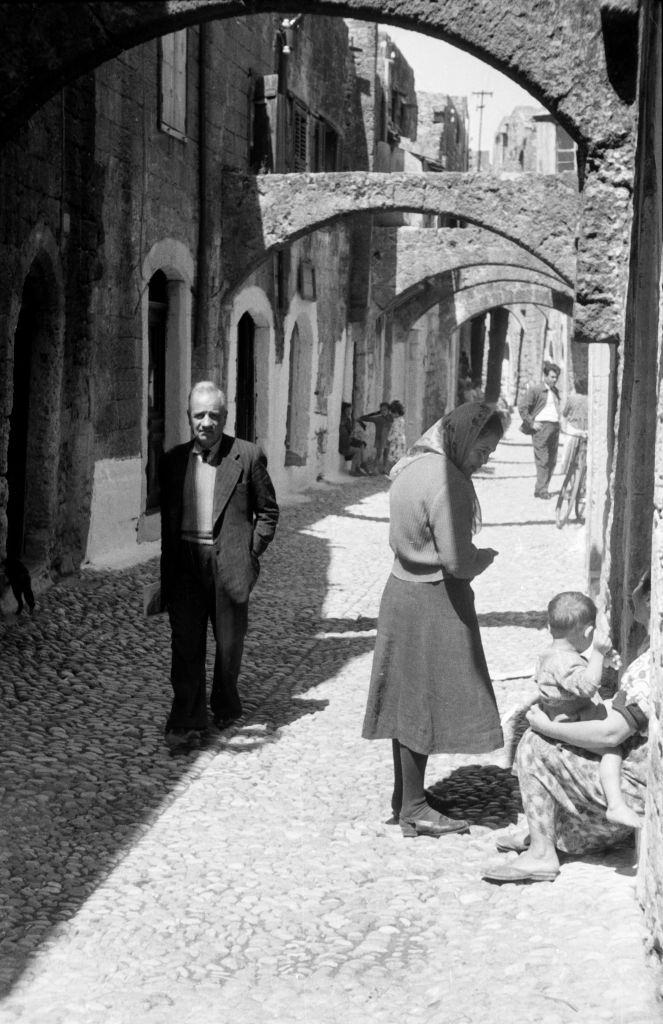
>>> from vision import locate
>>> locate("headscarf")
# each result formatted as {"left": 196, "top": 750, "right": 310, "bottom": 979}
{"left": 389, "top": 402, "right": 500, "bottom": 532}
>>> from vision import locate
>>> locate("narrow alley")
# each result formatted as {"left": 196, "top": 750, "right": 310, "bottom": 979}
{"left": 0, "top": 423, "right": 660, "bottom": 1023}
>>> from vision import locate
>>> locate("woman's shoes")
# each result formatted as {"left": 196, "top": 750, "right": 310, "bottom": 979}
{"left": 399, "top": 813, "right": 470, "bottom": 837}
{"left": 495, "top": 832, "right": 531, "bottom": 854}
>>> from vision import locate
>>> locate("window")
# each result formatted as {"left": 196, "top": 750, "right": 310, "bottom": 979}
{"left": 159, "top": 30, "right": 187, "bottom": 138}
{"left": 312, "top": 118, "right": 339, "bottom": 171}
{"left": 555, "top": 125, "right": 576, "bottom": 172}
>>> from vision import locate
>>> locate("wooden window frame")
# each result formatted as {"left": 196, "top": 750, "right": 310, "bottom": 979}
{"left": 158, "top": 30, "right": 188, "bottom": 140}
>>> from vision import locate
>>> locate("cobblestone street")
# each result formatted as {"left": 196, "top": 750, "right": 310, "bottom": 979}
{"left": 1, "top": 424, "right": 661, "bottom": 1023}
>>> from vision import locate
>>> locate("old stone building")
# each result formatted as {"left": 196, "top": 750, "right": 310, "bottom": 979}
{"left": 0, "top": 0, "right": 661, "bottom": 953}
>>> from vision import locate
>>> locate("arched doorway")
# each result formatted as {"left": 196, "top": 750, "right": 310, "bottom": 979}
{"left": 236, "top": 312, "right": 256, "bottom": 442}
{"left": 6, "top": 257, "right": 61, "bottom": 564}
{"left": 145, "top": 270, "right": 168, "bottom": 513}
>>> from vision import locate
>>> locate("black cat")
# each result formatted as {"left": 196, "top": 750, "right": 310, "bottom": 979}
{"left": 2, "top": 556, "right": 35, "bottom": 615}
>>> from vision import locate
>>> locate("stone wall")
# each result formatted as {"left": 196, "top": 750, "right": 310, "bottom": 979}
{"left": 414, "top": 93, "right": 469, "bottom": 172}
{"left": 492, "top": 106, "right": 541, "bottom": 173}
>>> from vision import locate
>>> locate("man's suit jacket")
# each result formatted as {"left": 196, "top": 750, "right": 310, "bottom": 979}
{"left": 517, "top": 383, "right": 560, "bottom": 434}
{"left": 159, "top": 434, "right": 279, "bottom": 605}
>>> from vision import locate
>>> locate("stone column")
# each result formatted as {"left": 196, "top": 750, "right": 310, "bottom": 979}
{"left": 469, "top": 315, "right": 485, "bottom": 386}
{"left": 585, "top": 342, "right": 616, "bottom": 600}
{"left": 405, "top": 326, "right": 424, "bottom": 444}
{"left": 484, "top": 307, "right": 509, "bottom": 403}
{"left": 635, "top": 0, "right": 663, "bottom": 951}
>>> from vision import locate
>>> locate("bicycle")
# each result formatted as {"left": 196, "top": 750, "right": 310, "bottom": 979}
{"left": 555, "top": 432, "right": 587, "bottom": 529}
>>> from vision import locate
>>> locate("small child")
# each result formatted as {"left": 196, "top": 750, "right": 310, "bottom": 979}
{"left": 535, "top": 591, "right": 642, "bottom": 830}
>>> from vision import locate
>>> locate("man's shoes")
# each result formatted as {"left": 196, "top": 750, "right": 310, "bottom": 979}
{"left": 165, "top": 728, "right": 201, "bottom": 751}
{"left": 534, "top": 490, "right": 552, "bottom": 499}
{"left": 213, "top": 714, "right": 240, "bottom": 731}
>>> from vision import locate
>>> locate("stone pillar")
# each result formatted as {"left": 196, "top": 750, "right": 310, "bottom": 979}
{"left": 484, "top": 307, "right": 509, "bottom": 403}
{"left": 585, "top": 342, "right": 616, "bottom": 600}
{"left": 469, "top": 315, "right": 485, "bottom": 386}
{"left": 635, "top": 0, "right": 663, "bottom": 952}
{"left": 405, "top": 326, "right": 424, "bottom": 444}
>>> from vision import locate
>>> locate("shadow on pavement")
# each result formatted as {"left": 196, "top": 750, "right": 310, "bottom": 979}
{"left": 478, "top": 610, "right": 547, "bottom": 628}
{"left": 426, "top": 764, "right": 522, "bottom": 829}
{"left": 0, "top": 478, "right": 385, "bottom": 997}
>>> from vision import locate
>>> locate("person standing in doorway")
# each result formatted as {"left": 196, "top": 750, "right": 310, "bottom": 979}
{"left": 518, "top": 361, "right": 561, "bottom": 499}
{"left": 159, "top": 381, "right": 279, "bottom": 751}
{"left": 359, "top": 401, "right": 393, "bottom": 475}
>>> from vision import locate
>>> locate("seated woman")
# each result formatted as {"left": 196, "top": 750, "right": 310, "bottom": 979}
{"left": 483, "top": 571, "right": 651, "bottom": 883}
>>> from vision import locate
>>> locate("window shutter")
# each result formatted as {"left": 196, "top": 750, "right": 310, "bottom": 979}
{"left": 159, "top": 30, "right": 187, "bottom": 137}
{"left": 293, "top": 105, "right": 308, "bottom": 171}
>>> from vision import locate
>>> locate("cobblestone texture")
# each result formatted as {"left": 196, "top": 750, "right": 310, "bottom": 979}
{"left": 0, "top": 424, "right": 661, "bottom": 1023}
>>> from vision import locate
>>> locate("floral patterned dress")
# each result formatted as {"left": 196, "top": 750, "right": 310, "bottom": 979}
{"left": 514, "top": 648, "right": 650, "bottom": 853}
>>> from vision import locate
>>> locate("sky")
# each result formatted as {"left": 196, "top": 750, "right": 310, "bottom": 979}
{"left": 382, "top": 27, "right": 545, "bottom": 156}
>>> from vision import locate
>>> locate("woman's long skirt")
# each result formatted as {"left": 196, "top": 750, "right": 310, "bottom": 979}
{"left": 362, "top": 574, "right": 503, "bottom": 755}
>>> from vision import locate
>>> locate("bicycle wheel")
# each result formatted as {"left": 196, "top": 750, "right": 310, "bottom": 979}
{"left": 575, "top": 463, "right": 587, "bottom": 523}
{"left": 555, "top": 464, "right": 576, "bottom": 528}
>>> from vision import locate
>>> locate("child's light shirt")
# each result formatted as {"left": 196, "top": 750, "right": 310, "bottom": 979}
{"left": 536, "top": 642, "right": 600, "bottom": 719}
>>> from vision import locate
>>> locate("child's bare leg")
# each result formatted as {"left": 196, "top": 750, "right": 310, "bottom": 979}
{"left": 600, "top": 750, "right": 643, "bottom": 829}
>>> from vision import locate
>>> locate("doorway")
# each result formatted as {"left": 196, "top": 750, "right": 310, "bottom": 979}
{"left": 236, "top": 312, "right": 256, "bottom": 441}
{"left": 6, "top": 278, "right": 39, "bottom": 557}
{"left": 146, "top": 270, "right": 167, "bottom": 513}
{"left": 6, "top": 260, "right": 62, "bottom": 563}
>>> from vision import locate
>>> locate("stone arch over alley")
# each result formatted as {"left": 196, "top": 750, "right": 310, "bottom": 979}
{"left": 219, "top": 171, "right": 579, "bottom": 299}
{"left": 369, "top": 227, "right": 570, "bottom": 313}
{"left": 0, "top": 0, "right": 634, "bottom": 146}
{"left": 0, "top": 0, "right": 637, "bottom": 346}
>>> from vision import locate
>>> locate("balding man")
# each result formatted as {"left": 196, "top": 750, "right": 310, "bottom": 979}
{"left": 159, "top": 382, "right": 279, "bottom": 750}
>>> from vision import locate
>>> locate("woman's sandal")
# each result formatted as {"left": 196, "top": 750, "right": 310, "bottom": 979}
{"left": 400, "top": 813, "right": 470, "bottom": 837}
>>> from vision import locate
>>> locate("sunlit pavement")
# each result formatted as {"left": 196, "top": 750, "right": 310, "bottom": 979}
{"left": 1, "top": 422, "right": 661, "bottom": 1023}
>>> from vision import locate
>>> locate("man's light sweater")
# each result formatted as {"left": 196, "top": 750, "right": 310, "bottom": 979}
{"left": 389, "top": 452, "right": 492, "bottom": 582}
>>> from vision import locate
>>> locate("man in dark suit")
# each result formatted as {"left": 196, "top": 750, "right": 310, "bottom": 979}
{"left": 159, "top": 381, "right": 279, "bottom": 749}
{"left": 517, "top": 362, "right": 561, "bottom": 499}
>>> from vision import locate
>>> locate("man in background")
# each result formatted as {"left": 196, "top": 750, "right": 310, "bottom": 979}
{"left": 518, "top": 362, "right": 561, "bottom": 499}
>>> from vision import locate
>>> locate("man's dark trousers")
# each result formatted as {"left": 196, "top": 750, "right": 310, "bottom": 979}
{"left": 532, "top": 422, "right": 560, "bottom": 494}
{"left": 166, "top": 541, "right": 247, "bottom": 731}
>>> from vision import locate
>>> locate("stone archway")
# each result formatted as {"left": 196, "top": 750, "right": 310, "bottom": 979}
{"left": 391, "top": 269, "right": 574, "bottom": 336}
{"left": 0, "top": 1, "right": 633, "bottom": 151}
{"left": 220, "top": 171, "right": 579, "bottom": 295}
{"left": 0, "top": 0, "right": 637, "bottom": 349}
{"left": 369, "top": 225, "right": 569, "bottom": 314}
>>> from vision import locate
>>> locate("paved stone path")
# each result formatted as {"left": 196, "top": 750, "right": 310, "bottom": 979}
{"left": 1, "top": 424, "right": 662, "bottom": 1023}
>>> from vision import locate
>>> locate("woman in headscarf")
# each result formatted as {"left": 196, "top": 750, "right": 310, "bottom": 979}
{"left": 362, "top": 402, "right": 505, "bottom": 837}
